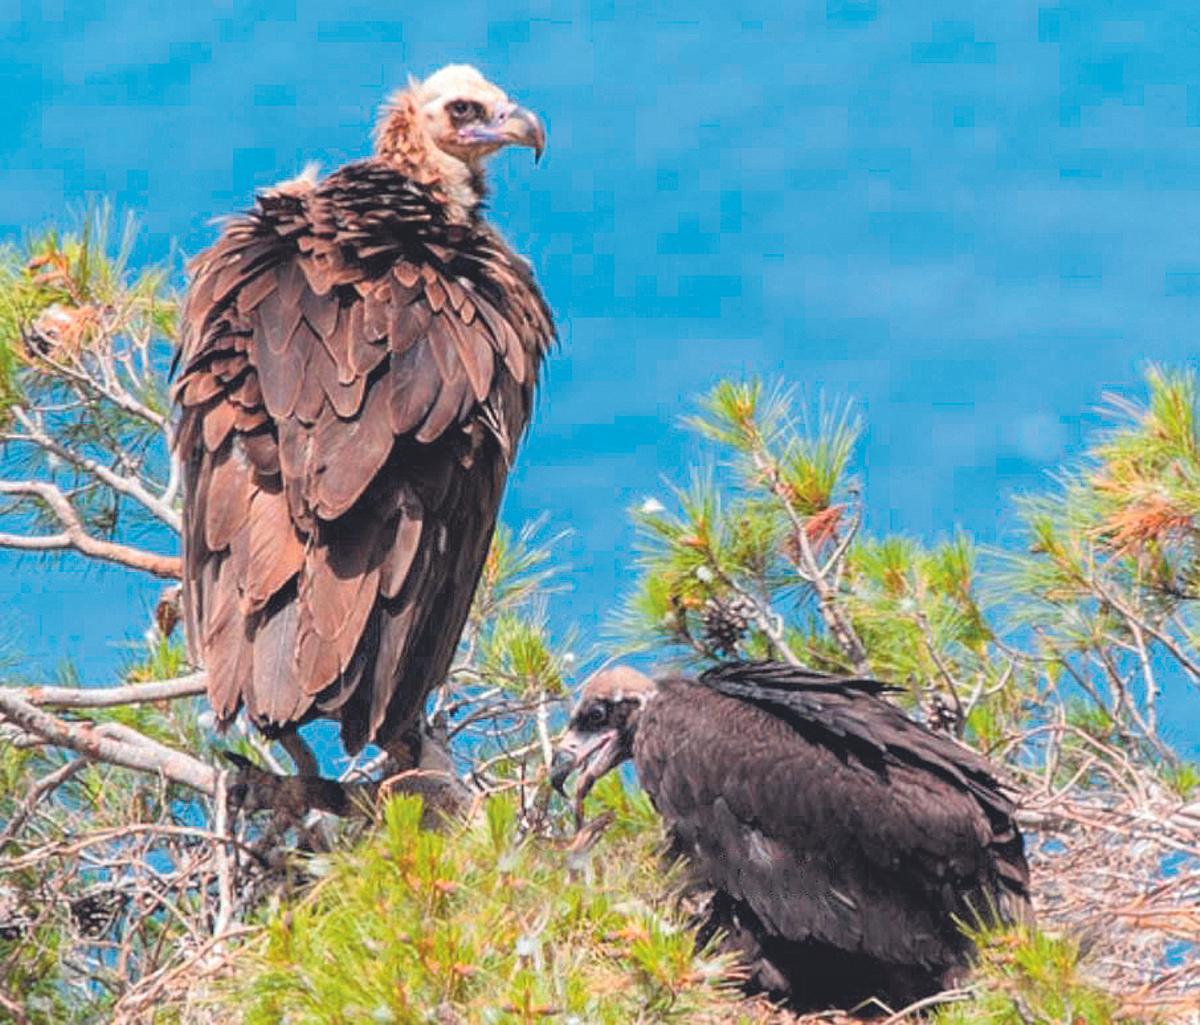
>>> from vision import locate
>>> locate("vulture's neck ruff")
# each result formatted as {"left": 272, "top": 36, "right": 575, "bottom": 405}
{"left": 374, "top": 93, "right": 481, "bottom": 223}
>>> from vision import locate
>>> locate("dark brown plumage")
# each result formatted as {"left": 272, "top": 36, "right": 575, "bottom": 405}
{"left": 552, "top": 661, "right": 1032, "bottom": 1012}
{"left": 173, "top": 66, "right": 554, "bottom": 757}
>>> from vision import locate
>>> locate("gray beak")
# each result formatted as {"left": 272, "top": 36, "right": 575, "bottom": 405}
{"left": 461, "top": 103, "right": 546, "bottom": 162}
{"left": 550, "top": 748, "right": 576, "bottom": 795}
{"left": 549, "top": 727, "right": 621, "bottom": 827}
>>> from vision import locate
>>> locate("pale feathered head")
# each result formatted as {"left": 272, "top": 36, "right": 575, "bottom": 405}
{"left": 376, "top": 65, "right": 544, "bottom": 169}
{"left": 373, "top": 65, "right": 545, "bottom": 221}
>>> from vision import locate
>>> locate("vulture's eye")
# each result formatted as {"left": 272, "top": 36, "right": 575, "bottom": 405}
{"left": 583, "top": 704, "right": 608, "bottom": 729}
{"left": 447, "top": 99, "right": 482, "bottom": 123}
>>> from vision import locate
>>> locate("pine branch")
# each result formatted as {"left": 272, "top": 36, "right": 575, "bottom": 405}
{"left": 5, "top": 404, "right": 180, "bottom": 531}
{"left": 16, "top": 672, "right": 205, "bottom": 709}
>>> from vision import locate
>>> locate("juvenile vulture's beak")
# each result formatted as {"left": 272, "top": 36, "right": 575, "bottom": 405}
{"left": 464, "top": 104, "right": 546, "bottom": 162}
{"left": 549, "top": 747, "right": 577, "bottom": 795}
{"left": 550, "top": 727, "right": 621, "bottom": 826}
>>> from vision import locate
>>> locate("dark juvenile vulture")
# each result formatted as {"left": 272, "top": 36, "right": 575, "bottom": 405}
{"left": 173, "top": 66, "right": 554, "bottom": 773}
{"left": 551, "top": 661, "right": 1031, "bottom": 1012}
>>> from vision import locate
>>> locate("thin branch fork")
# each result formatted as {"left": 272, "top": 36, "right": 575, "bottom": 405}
{"left": 0, "top": 823, "right": 263, "bottom": 873}
{"left": 748, "top": 447, "right": 870, "bottom": 672}
{"left": 0, "top": 756, "right": 85, "bottom": 849}
{"left": 1088, "top": 570, "right": 1200, "bottom": 680}
{"left": 0, "top": 479, "right": 181, "bottom": 578}
{"left": 788, "top": 511, "right": 868, "bottom": 670}
{"left": 0, "top": 987, "right": 30, "bottom": 1025}
{"left": 715, "top": 566, "right": 804, "bottom": 668}
{"left": 6, "top": 405, "right": 181, "bottom": 532}
{"left": 912, "top": 606, "right": 967, "bottom": 732}
{"left": 23, "top": 343, "right": 168, "bottom": 430}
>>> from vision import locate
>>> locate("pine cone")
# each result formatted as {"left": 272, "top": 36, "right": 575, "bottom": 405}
{"left": 155, "top": 583, "right": 182, "bottom": 638}
{"left": 0, "top": 884, "right": 30, "bottom": 940}
{"left": 924, "top": 692, "right": 961, "bottom": 734}
{"left": 700, "top": 595, "right": 756, "bottom": 655}
{"left": 70, "top": 889, "right": 124, "bottom": 937}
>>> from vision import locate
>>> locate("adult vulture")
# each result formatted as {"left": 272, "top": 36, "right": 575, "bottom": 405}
{"left": 173, "top": 66, "right": 554, "bottom": 778}
{"left": 551, "top": 661, "right": 1032, "bottom": 1012}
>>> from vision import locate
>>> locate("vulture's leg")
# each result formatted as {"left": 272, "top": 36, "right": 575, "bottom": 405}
{"left": 380, "top": 721, "right": 471, "bottom": 822}
{"left": 279, "top": 729, "right": 320, "bottom": 778}
{"left": 224, "top": 721, "right": 469, "bottom": 845}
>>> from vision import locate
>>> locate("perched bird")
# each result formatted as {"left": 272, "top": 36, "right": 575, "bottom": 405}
{"left": 173, "top": 65, "right": 554, "bottom": 781}
{"left": 551, "top": 661, "right": 1031, "bottom": 1012}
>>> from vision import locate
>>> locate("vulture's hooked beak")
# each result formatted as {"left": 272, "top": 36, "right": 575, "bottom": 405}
{"left": 549, "top": 747, "right": 578, "bottom": 796}
{"left": 463, "top": 103, "right": 546, "bottom": 162}
{"left": 550, "top": 728, "right": 619, "bottom": 826}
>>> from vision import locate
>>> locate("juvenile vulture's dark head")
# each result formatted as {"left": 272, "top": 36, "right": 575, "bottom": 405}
{"left": 551, "top": 666, "right": 656, "bottom": 822}
{"left": 375, "top": 65, "right": 545, "bottom": 221}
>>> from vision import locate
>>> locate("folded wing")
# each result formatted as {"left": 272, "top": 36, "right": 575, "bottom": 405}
{"left": 174, "top": 162, "right": 554, "bottom": 751}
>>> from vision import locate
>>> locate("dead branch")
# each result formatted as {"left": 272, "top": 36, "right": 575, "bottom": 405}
{"left": 0, "top": 756, "right": 84, "bottom": 848}
{"left": 22, "top": 340, "right": 168, "bottom": 431}
{"left": 1012, "top": 722, "right": 1200, "bottom": 1011}
{"left": 0, "top": 688, "right": 215, "bottom": 794}
{"left": 879, "top": 988, "right": 972, "bottom": 1023}
{"left": 5, "top": 405, "right": 181, "bottom": 531}
{"left": 0, "top": 986, "right": 30, "bottom": 1025}
{"left": 109, "top": 924, "right": 257, "bottom": 1024}
{"left": 0, "top": 480, "right": 180, "bottom": 578}
{"left": 0, "top": 822, "right": 263, "bottom": 873}
{"left": 15, "top": 672, "right": 206, "bottom": 709}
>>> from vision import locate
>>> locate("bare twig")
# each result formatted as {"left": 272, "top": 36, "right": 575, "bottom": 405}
{"left": 748, "top": 448, "right": 868, "bottom": 671}
{"left": 211, "top": 769, "right": 234, "bottom": 938}
{"left": 535, "top": 691, "right": 553, "bottom": 769}
{"left": 714, "top": 566, "right": 803, "bottom": 667}
{"left": 0, "top": 986, "right": 30, "bottom": 1025}
{"left": 912, "top": 607, "right": 966, "bottom": 734}
{"left": 23, "top": 345, "right": 168, "bottom": 430}
{"left": 5, "top": 406, "right": 181, "bottom": 531}
{"left": 879, "top": 987, "right": 972, "bottom": 1024}
{"left": 1089, "top": 571, "right": 1200, "bottom": 680}
{"left": 0, "top": 756, "right": 84, "bottom": 848}
{"left": 0, "top": 480, "right": 180, "bottom": 578}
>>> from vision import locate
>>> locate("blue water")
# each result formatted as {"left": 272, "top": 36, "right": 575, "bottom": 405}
{"left": 3, "top": 2, "right": 1200, "bottom": 752}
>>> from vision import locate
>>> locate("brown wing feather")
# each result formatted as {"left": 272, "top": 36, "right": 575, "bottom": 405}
{"left": 242, "top": 484, "right": 304, "bottom": 613}
{"left": 202, "top": 443, "right": 252, "bottom": 552}
{"left": 387, "top": 340, "right": 441, "bottom": 435}
{"left": 176, "top": 159, "right": 555, "bottom": 747}
{"left": 309, "top": 384, "right": 393, "bottom": 520}
{"left": 248, "top": 599, "right": 305, "bottom": 724}
{"left": 380, "top": 491, "right": 424, "bottom": 599}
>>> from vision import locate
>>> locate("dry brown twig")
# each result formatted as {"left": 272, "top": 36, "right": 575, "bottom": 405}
{"left": 1009, "top": 720, "right": 1200, "bottom": 1016}
{"left": 0, "top": 479, "right": 180, "bottom": 578}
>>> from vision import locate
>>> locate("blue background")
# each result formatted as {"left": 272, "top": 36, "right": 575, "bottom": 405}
{"left": 2, "top": 1, "right": 1199, "bottom": 751}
